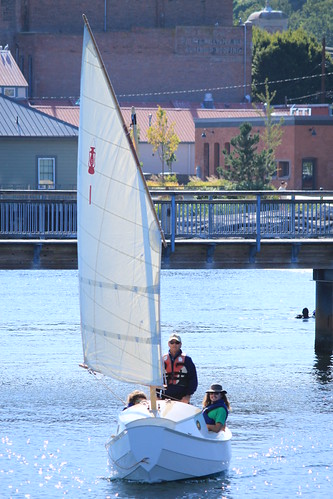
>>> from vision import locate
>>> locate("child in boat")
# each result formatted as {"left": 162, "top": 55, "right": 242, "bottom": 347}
{"left": 202, "top": 383, "right": 230, "bottom": 433}
{"left": 125, "top": 390, "right": 147, "bottom": 408}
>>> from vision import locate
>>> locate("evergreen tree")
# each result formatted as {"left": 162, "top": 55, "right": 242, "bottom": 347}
{"left": 217, "top": 122, "right": 274, "bottom": 190}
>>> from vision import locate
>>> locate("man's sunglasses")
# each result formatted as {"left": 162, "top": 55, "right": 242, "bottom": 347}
{"left": 170, "top": 340, "right": 180, "bottom": 345}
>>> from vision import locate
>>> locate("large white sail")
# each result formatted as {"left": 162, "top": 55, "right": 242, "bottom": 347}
{"left": 77, "top": 20, "right": 163, "bottom": 387}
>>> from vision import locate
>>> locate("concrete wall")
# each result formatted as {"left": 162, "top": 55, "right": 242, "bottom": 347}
{"left": 139, "top": 142, "right": 195, "bottom": 176}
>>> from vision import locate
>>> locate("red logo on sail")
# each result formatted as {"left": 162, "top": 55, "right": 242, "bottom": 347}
{"left": 88, "top": 146, "right": 96, "bottom": 175}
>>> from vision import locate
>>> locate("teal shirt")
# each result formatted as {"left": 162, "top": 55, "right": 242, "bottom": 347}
{"left": 206, "top": 406, "right": 227, "bottom": 425}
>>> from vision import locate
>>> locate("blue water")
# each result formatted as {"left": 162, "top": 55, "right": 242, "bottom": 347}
{"left": 1, "top": 269, "right": 332, "bottom": 498}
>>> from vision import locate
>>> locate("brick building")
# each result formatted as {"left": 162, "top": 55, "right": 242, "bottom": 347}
{"left": 0, "top": 0, "right": 252, "bottom": 103}
{"left": 194, "top": 105, "right": 333, "bottom": 190}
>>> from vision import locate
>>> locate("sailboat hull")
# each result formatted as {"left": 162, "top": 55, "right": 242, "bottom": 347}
{"left": 106, "top": 400, "right": 232, "bottom": 483}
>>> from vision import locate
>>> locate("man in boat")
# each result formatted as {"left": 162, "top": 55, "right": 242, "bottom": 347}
{"left": 160, "top": 333, "right": 198, "bottom": 403}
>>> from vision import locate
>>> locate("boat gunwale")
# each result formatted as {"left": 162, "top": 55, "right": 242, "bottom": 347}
{"left": 107, "top": 417, "right": 232, "bottom": 445}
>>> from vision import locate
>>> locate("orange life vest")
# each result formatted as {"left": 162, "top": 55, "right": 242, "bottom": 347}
{"left": 163, "top": 353, "right": 188, "bottom": 386}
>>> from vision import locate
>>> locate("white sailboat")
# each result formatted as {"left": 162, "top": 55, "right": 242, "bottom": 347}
{"left": 77, "top": 16, "right": 232, "bottom": 483}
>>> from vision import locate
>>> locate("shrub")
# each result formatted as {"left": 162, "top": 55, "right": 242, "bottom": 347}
{"left": 146, "top": 174, "right": 180, "bottom": 188}
{"left": 186, "top": 176, "right": 234, "bottom": 190}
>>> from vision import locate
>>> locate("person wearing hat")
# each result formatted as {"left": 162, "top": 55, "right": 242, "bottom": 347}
{"left": 160, "top": 333, "right": 198, "bottom": 403}
{"left": 202, "top": 383, "right": 230, "bottom": 433}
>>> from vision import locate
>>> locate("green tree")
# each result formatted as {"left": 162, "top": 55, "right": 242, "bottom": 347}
{"left": 233, "top": 0, "right": 262, "bottom": 25}
{"left": 252, "top": 27, "right": 333, "bottom": 103}
{"left": 217, "top": 122, "right": 274, "bottom": 190}
{"left": 233, "top": 1, "right": 333, "bottom": 46}
{"left": 289, "top": 0, "right": 333, "bottom": 47}
{"left": 147, "top": 107, "right": 180, "bottom": 177}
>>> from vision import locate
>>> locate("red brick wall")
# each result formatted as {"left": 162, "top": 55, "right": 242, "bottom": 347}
{"left": 3, "top": 0, "right": 242, "bottom": 102}
{"left": 16, "top": 25, "right": 251, "bottom": 102}
{"left": 5, "top": 0, "right": 233, "bottom": 34}
{"left": 195, "top": 120, "right": 333, "bottom": 189}
{"left": 294, "top": 125, "right": 333, "bottom": 190}
{"left": 0, "top": 0, "right": 22, "bottom": 48}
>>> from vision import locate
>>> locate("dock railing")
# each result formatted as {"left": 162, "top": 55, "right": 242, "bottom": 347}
{"left": 0, "top": 190, "right": 333, "bottom": 250}
{"left": 0, "top": 190, "right": 77, "bottom": 239}
{"left": 152, "top": 190, "right": 333, "bottom": 251}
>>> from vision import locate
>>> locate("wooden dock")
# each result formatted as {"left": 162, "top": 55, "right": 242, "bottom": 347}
{"left": 1, "top": 238, "right": 332, "bottom": 270}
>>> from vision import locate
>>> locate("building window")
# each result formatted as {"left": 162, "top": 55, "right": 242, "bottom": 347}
{"left": 4, "top": 87, "right": 15, "bottom": 97}
{"left": 302, "top": 158, "right": 316, "bottom": 190}
{"left": 278, "top": 161, "right": 290, "bottom": 178}
{"left": 224, "top": 142, "right": 230, "bottom": 155}
{"left": 38, "top": 157, "right": 55, "bottom": 189}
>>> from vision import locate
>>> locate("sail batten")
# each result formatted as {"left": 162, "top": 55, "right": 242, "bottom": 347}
{"left": 77, "top": 19, "right": 163, "bottom": 387}
{"left": 79, "top": 277, "right": 160, "bottom": 294}
{"left": 82, "top": 325, "right": 161, "bottom": 345}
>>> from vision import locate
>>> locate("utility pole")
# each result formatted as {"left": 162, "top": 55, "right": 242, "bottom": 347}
{"left": 321, "top": 37, "right": 326, "bottom": 103}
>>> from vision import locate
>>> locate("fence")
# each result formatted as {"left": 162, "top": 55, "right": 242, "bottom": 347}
{"left": 153, "top": 190, "right": 333, "bottom": 251}
{"left": 0, "top": 190, "right": 333, "bottom": 249}
{"left": 0, "top": 191, "right": 77, "bottom": 239}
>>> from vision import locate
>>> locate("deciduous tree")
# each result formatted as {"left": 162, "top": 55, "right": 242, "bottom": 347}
{"left": 147, "top": 107, "right": 180, "bottom": 177}
{"left": 254, "top": 79, "right": 284, "bottom": 170}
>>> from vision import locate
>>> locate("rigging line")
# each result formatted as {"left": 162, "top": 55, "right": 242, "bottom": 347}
{"left": 89, "top": 369, "right": 127, "bottom": 405}
{"left": 79, "top": 364, "right": 126, "bottom": 405}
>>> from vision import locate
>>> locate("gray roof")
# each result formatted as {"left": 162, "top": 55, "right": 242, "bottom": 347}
{"left": 0, "top": 94, "right": 78, "bottom": 137}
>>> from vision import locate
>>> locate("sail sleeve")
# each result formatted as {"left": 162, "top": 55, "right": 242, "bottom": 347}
{"left": 77, "top": 22, "right": 163, "bottom": 387}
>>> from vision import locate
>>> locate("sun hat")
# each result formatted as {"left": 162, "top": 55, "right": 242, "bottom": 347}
{"left": 168, "top": 333, "right": 182, "bottom": 343}
{"left": 206, "top": 383, "right": 227, "bottom": 394}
